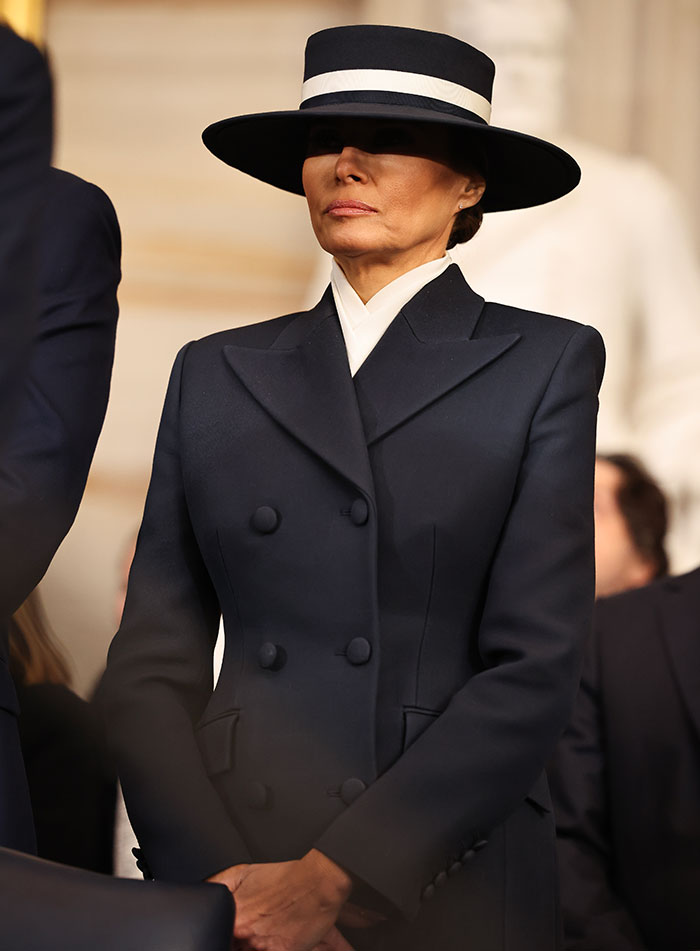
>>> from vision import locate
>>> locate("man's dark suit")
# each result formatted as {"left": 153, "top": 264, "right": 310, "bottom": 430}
{"left": 550, "top": 568, "right": 700, "bottom": 950}
{"left": 0, "top": 168, "right": 120, "bottom": 850}
{"left": 101, "top": 265, "right": 604, "bottom": 950}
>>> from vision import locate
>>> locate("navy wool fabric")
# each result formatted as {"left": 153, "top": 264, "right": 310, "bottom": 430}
{"left": 101, "top": 265, "right": 604, "bottom": 951}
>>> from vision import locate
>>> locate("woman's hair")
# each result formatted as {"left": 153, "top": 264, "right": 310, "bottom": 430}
{"left": 447, "top": 204, "right": 484, "bottom": 249}
{"left": 8, "top": 589, "right": 72, "bottom": 687}
{"left": 598, "top": 453, "right": 670, "bottom": 579}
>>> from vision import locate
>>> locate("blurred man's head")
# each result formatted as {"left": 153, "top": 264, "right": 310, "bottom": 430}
{"left": 594, "top": 454, "right": 669, "bottom": 598}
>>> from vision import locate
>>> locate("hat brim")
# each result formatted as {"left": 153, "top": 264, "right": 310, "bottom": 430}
{"left": 202, "top": 102, "right": 580, "bottom": 213}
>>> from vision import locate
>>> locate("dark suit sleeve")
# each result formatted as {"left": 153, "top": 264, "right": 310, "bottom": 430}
{"left": 548, "top": 609, "right": 649, "bottom": 950}
{"left": 315, "top": 324, "right": 605, "bottom": 918}
{"left": 0, "top": 26, "right": 52, "bottom": 446}
{"left": 0, "top": 169, "right": 120, "bottom": 619}
{"left": 98, "top": 345, "right": 252, "bottom": 882}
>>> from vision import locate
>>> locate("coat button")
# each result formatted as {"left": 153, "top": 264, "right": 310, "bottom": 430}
{"left": 258, "top": 642, "right": 285, "bottom": 670}
{"left": 339, "top": 777, "right": 366, "bottom": 805}
{"left": 346, "top": 637, "right": 371, "bottom": 665}
{"left": 349, "top": 499, "right": 369, "bottom": 526}
{"left": 421, "top": 884, "right": 436, "bottom": 901}
{"left": 247, "top": 781, "right": 271, "bottom": 810}
{"left": 434, "top": 871, "right": 447, "bottom": 888}
{"left": 251, "top": 506, "right": 279, "bottom": 534}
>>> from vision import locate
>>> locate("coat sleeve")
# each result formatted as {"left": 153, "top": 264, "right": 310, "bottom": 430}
{"left": 315, "top": 323, "right": 605, "bottom": 918}
{"left": 548, "top": 611, "right": 648, "bottom": 950}
{"left": 0, "top": 170, "right": 120, "bottom": 619}
{"left": 97, "top": 344, "right": 252, "bottom": 882}
{"left": 0, "top": 26, "right": 52, "bottom": 450}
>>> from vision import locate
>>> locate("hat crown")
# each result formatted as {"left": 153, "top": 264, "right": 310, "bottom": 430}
{"left": 301, "top": 25, "right": 495, "bottom": 125}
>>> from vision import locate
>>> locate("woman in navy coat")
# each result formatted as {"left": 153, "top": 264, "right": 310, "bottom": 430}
{"left": 101, "top": 25, "right": 604, "bottom": 951}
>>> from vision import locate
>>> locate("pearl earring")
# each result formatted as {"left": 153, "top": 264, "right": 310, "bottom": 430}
{"left": 458, "top": 202, "right": 464, "bottom": 210}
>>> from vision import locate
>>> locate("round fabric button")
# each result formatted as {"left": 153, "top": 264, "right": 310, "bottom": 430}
{"left": 250, "top": 506, "right": 279, "bottom": 534}
{"left": 434, "top": 871, "right": 448, "bottom": 888}
{"left": 460, "top": 848, "right": 476, "bottom": 863}
{"left": 247, "top": 781, "right": 271, "bottom": 810}
{"left": 258, "top": 642, "right": 282, "bottom": 670}
{"left": 339, "top": 777, "right": 367, "bottom": 805}
{"left": 448, "top": 861, "right": 462, "bottom": 876}
{"left": 421, "top": 884, "right": 436, "bottom": 901}
{"left": 349, "top": 498, "right": 369, "bottom": 526}
{"left": 346, "top": 637, "right": 372, "bottom": 665}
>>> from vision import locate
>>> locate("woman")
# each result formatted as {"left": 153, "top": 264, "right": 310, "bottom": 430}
{"left": 100, "top": 24, "right": 604, "bottom": 951}
{"left": 10, "top": 591, "right": 116, "bottom": 872}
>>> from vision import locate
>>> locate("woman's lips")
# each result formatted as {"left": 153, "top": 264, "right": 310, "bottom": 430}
{"left": 325, "top": 199, "right": 377, "bottom": 216}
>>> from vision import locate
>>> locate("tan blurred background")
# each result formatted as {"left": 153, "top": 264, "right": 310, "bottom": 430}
{"left": 4, "top": 0, "right": 700, "bottom": 695}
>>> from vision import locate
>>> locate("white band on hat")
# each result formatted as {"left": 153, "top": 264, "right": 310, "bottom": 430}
{"left": 301, "top": 68, "right": 492, "bottom": 123}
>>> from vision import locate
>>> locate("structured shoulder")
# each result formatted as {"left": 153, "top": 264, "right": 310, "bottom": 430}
{"left": 186, "top": 311, "right": 306, "bottom": 357}
{"left": 479, "top": 299, "right": 589, "bottom": 344}
{"left": 477, "top": 301, "right": 605, "bottom": 386}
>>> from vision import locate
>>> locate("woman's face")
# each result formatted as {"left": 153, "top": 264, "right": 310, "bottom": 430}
{"left": 302, "top": 120, "right": 484, "bottom": 266}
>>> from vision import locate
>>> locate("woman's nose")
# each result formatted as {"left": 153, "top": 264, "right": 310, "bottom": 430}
{"left": 334, "top": 145, "right": 369, "bottom": 183}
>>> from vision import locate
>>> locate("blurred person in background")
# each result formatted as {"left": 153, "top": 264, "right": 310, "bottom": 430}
{"left": 0, "top": 20, "right": 52, "bottom": 854}
{"left": 548, "top": 454, "right": 679, "bottom": 947}
{"left": 0, "top": 164, "right": 120, "bottom": 853}
{"left": 594, "top": 453, "right": 669, "bottom": 599}
{"left": 9, "top": 589, "right": 116, "bottom": 872}
{"left": 550, "top": 562, "right": 700, "bottom": 949}
{"left": 101, "top": 23, "right": 603, "bottom": 951}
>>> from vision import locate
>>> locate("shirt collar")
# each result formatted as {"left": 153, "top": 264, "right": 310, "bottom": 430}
{"left": 330, "top": 253, "right": 453, "bottom": 375}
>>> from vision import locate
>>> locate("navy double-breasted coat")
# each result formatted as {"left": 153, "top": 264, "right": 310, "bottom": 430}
{"left": 102, "top": 265, "right": 604, "bottom": 950}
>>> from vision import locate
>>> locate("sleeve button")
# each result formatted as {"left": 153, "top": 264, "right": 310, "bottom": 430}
{"left": 247, "top": 781, "right": 272, "bottom": 810}
{"left": 339, "top": 777, "right": 367, "bottom": 805}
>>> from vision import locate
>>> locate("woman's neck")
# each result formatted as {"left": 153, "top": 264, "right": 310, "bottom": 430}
{"left": 334, "top": 247, "right": 448, "bottom": 304}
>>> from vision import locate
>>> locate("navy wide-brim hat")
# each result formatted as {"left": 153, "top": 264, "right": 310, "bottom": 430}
{"left": 203, "top": 24, "right": 580, "bottom": 213}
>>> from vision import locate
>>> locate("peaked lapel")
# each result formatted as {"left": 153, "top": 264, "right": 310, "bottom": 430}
{"left": 223, "top": 289, "right": 375, "bottom": 499}
{"left": 658, "top": 568, "right": 700, "bottom": 744}
{"left": 353, "top": 265, "right": 520, "bottom": 445}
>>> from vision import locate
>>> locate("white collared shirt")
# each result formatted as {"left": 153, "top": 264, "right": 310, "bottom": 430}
{"left": 331, "top": 254, "right": 453, "bottom": 376}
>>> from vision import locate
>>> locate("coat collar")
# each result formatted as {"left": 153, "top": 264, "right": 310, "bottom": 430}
{"left": 352, "top": 264, "right": 520, "bottom": 445}
{"left": 223, "top": 265, "right": 520, "bottom": 494}
{"left": 657, "top": 567, "right": 700, "bottom": 743}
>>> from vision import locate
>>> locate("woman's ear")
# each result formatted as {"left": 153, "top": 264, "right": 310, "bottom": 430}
{"left": 459, "top": 173, "right": 486, "bottom": 210}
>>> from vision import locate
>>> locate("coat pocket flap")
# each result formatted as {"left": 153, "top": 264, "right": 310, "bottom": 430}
{"left": 525, "top": 771, "right": 552, "bottom": 814}
{"left": 195, "top": 710, "right": 239, "bottom": 776}
{"left": 403, "top": 706, "right": 441, "bottom": 751}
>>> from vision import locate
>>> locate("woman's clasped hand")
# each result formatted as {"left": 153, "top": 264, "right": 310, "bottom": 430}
{"left": 209, "top": 848, "right": 383, "bottom": 951}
